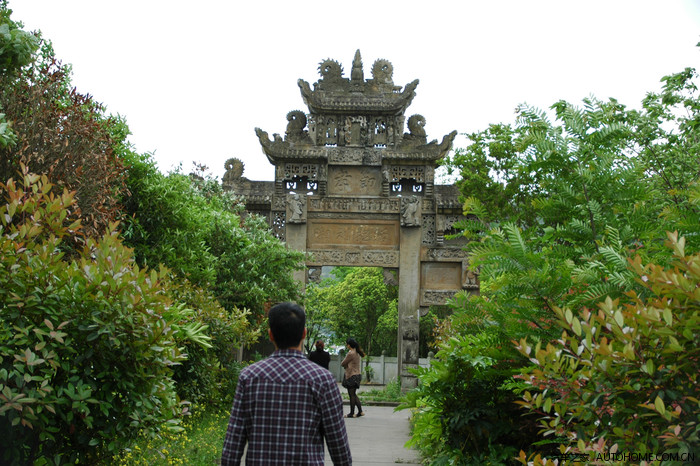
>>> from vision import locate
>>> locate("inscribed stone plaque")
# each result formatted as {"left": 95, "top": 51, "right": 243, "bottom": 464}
{"left": 421, "top": 262, "right": 462, "bottom": 290}
{"left": 307, "top": 219, "right": 399, "bottom": 249}
{"left": 327, "top": 166, "right": 383, "bottom": 196}
{"left": 307, "top": 197, "right": 400, "bottom": 213}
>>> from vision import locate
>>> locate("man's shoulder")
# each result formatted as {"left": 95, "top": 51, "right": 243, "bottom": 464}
{"left": 240, "top": 352, "right": 335, "bottom": 383}
{"left": 296, "top": 356, "right": 335, "bottom": 379}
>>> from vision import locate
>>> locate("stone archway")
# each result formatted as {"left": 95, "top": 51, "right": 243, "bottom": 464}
{"left": 223, "top": 51, "right": 478, "bottom": 388}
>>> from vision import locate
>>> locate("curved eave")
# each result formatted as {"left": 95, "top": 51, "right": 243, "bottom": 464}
{"left": 387, "top": 131, "right": 458, "bottom": 162}
{"left": 298, "top": 79, "right": 419, "bottom": 115}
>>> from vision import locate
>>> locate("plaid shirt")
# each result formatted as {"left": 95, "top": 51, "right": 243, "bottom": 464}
{"left": 221, "top": 349, "right": 352, "bottom": 465}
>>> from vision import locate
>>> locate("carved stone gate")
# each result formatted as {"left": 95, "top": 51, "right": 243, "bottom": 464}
{"left": 223, "top": 51, "right": 477, "bottom": 388}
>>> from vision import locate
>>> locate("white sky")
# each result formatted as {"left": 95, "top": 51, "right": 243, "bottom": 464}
{"left": 11, "top": 1, "right": 700, "bottom": 182}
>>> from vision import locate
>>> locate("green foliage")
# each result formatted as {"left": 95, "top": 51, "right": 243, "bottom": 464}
{"left": 0, "top": 169, "right": 202, "bottom": 464}
{"left": 0, "top": 2, "right": 39, "bottom": 75}
{"left": 0, "top": 36, "right": 127, "bottom": 240}
{"left": 515, "top": 233, "right": 700, "bottom": 463}
{"left": 168, "top": 279, "right": 255, "bottom": 408}
{"left": 0, "top": 0, "right": 29, "bottom": 148}
{"left": 305, "top": 267, "right": 397, "bottom": 357}
{"left": 428, "top": 64, "right": 700, "bottom": 465}
{"left": 120, "top": 154, "right": 304, "bottom": 327}
{"left": 109, "top": 404, "right": 230, "bottom": 465}
{"left": 399, "top": 332, "right": 540, "bottom": 465}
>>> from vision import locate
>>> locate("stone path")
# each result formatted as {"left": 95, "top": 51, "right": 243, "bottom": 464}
{"left": 325, "top": 405, "right": 421, "bottom": 465}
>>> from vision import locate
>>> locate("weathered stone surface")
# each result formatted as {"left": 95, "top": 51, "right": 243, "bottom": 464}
{"left": 307, "top": 219, "right": 399, "bottom": 249}
{"left": 224, "top": 51, "right": 473, "bottom": 390}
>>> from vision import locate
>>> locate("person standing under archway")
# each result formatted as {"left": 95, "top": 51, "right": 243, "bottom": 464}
{"left": 341, "top": 338, "right": 365, "bottom": 418}
{"left": 309, "top": 339, "right": 330, "bottom": 369}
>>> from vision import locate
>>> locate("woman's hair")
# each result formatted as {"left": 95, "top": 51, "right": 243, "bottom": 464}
{"left": 346, "top": 338, "right": 365, "bottom": 357}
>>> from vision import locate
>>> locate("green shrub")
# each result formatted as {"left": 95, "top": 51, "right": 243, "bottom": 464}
{"left": 516, "top": 232, "right": 700, "bottom": 465}
{"left": 168, "top": 279, "right": 256, "bottom": 407}
{"left": 399, "top": 331, "right": 541, "bottom": 465}
{"left": 0, "top": 169, "right": 202, "bottom": 464}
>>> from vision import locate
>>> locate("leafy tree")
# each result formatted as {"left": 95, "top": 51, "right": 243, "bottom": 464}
{"left": 0, "top": 168, "right": 208, "bottom": 463}
{"left": 399, "top": 331, "right": 540, "bottom": 465}
{"left": 0, "top": 34, "right": 127, "bottom": 240}
{"left": 0, "top": 2, "right": 38, "bottom": 148}
{"left": 409, "top": 64, "right": 700, "bottom": 463}
{"left": 516, "top": 233, "right": 700, "bottom": 464}
{"left": 119, "top": 153, "right": 305, "bottom": 330}
{"left": 305, "top": 267, "right": 397, "bottom": 358}
{"left": 0, "top": 2, "right": 38, "bottom": 75}
{"left": 446, "top": 69, "right": 700, "bottom": 341}
{"left": 303, "top": 281, "right": 335, "bottom": 354}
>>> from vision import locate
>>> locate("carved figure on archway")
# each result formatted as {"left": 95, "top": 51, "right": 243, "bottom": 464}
{"left": 401, "top": 195, "right": 421, "bottom": 227}
{"left": 287, "top": 194, "right": 305, "bottom": 223}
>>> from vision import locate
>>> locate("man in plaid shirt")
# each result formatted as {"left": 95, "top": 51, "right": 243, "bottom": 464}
{"left": 221, "top": 302, "right": 352, "bottom": 465}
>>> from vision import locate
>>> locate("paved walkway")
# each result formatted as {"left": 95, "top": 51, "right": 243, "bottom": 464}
{"left": 325, "top": 405, "right": 421, "bottom": 465}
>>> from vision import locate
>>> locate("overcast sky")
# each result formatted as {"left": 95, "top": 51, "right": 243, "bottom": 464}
{"left": 11, "top": 1, "right": 700, "bottom": 182}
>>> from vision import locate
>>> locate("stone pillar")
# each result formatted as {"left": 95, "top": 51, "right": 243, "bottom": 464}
{"left": 398, "top": 224, "right": 421, "bottom": 390}
{"left": 285, "top": 194, "right": 308, "bottom": 291}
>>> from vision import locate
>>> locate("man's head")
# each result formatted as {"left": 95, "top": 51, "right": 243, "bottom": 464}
{"left": 315, "top": 340, "right": 324, "bottom": 350}
{"left": 268, "top": 302, "right": 306, "bottom": 350}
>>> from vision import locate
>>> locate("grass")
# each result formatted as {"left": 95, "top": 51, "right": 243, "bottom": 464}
{"left": 108, "top": 405, "right": 229, "bottom": 465}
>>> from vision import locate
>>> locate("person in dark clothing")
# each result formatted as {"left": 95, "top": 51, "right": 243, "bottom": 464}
{"left": 308, "top": 339, "right": 331, "bottom": 369}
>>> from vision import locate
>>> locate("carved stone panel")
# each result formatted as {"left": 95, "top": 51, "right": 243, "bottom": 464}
{"left": 421, "top": 290, "right": 458, "bottom": 306}
{"left": 306, "top": 250, "right": 399, "bottom": 267}
{"left": 421, "top": 262, "right": 462, "bottom": 290}
{"left": 327, "top": 166, "right": 383, "bottom": 196}
{"left": 327, "top": 148, "right": 382, "bottom": 166}
{"left": 422, "top": 247, "right": 468, "bottom": 261}
{"left": 307, "top": 219, "right": 399, "bottom": 249}
{"left": 307, "top": 197, "right": 400, "bottom": 214}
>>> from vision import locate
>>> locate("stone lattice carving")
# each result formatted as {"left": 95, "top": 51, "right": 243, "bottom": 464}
{"left": 422, "top": 214, "right": 436, "bottom": 245}
{"left": 272, "top": 211, "right": 286, "bottom": 241}
{"left": 400, "top": 195, "right": 421, "bottom": 227}
{"left": 389, "top": 165, "right": 425, "bottom": 183}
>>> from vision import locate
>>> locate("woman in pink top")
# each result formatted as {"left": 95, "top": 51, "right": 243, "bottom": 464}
{"left": 340, "top": 338, "right": 365, "bottom": 418}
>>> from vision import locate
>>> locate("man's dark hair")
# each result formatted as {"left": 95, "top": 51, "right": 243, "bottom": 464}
{"left": 268, "top": 302, "right": 306, "bottom": 349}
